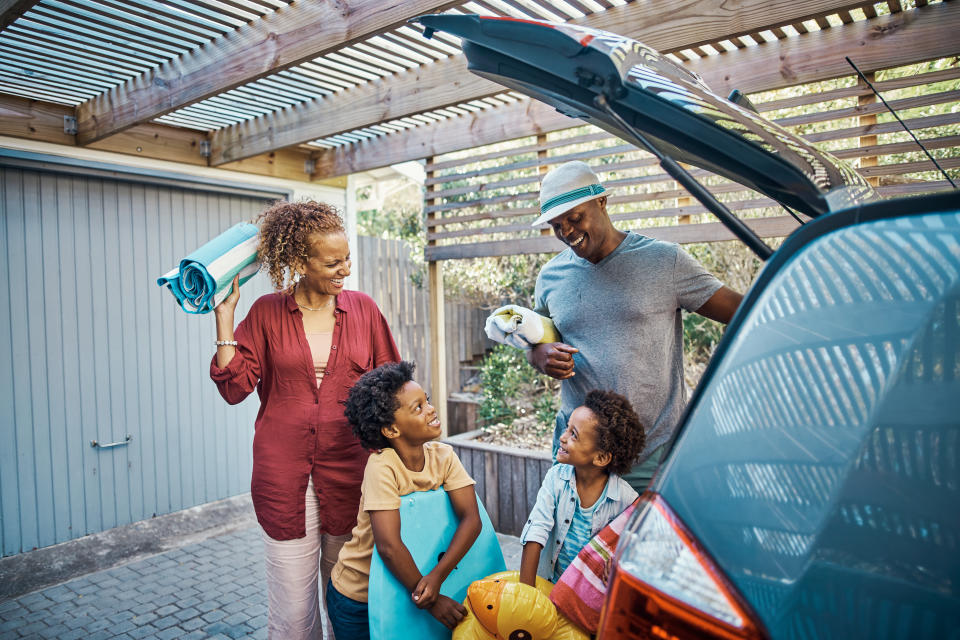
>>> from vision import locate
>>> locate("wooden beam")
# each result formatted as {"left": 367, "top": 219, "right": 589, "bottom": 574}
{"left": 684, "top": 1, "right": 960, "bottom": 95}
{"left": 210, "top": 0, "right": 876, "bottom": 165}
{"left": 0, "top": 93, "right": 318, "bottom": 182}
{"left": 0, "top": 0, "right": 38, "bottom": 31}
{"left": 74, "top": 0, "right": 462, "bottom": 145}
{"left": 311, "top": 100, "right": 574, "bottom": 178}
{"left": 312, "top": 1, "right": 960, "bottom": 177}
{"left": 0, "top": 94, "right": 75, "bottom": 145}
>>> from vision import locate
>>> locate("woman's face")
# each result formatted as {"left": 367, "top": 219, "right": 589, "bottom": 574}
{"left": 300, "top": 231, "right": 350, "bottom": 295}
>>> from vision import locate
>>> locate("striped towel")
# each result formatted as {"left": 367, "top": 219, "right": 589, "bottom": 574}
{"left": 484, "top": 304, "right": 560, "bottom": 349}
{"left": 549, "top": 498, "right": 640, "bottom": 634}
{"left": 157, "top": 222, "right": 260, "bottom": 314}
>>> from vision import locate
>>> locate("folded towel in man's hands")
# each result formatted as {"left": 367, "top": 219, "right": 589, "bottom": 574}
{"left": 484, "top": 305, "right": 559, "bottom": 349}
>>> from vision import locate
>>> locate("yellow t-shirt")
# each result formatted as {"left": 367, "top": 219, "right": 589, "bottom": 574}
{"left": 330, "top": 441, "right": 476, "bottom": 602}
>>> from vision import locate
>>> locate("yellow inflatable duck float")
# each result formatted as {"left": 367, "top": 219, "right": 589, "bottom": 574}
{"left": 453, "top": 571, "right": 589, "bottom": 640}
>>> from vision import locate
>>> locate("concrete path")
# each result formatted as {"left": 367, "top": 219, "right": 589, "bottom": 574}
{"left": 0, "top": 522, "right": 522, "bottom": 640}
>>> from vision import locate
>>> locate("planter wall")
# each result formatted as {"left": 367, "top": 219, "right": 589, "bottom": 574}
{"left": 445, "top": 430, "right": 553, "bottom": 537}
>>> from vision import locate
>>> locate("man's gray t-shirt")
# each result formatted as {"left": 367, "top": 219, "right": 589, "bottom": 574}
{"left": 533, "top": 231, "right": 722, "bottom": 461}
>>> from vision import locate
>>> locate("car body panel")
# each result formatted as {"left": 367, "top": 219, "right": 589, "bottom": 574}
{"left": 651, "top": 190, "right": 960, "bottom": 638}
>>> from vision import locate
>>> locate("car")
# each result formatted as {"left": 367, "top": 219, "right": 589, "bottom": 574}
{"left": 415, "top": 14, "right": 960, "bottom": 639}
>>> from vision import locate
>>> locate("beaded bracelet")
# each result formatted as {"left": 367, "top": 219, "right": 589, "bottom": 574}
{"left": 215, "top": 340, "right": 238, "bottom": 347}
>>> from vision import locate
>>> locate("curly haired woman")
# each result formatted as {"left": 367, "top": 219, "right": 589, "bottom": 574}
{"left": 211, "top": 200, "right": 400, "bottom": 640}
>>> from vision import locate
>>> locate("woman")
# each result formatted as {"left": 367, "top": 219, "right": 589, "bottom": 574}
{"left": 211, "top": 200, "right": 400, "bottom": 640}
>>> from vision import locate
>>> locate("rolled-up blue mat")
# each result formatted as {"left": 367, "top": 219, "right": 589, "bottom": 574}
{"left": 157, "top": 222, "right": 261, "bottom": 314}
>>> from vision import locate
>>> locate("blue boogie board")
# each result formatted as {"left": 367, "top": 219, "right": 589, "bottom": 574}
{"left": 368, "top": 488, "right": 506, "bottom": 640}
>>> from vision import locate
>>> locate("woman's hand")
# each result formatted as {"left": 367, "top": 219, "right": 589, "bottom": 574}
{"left": 214, "top": 275, "right": 240, "bottom": 369}
{"left": 429, "top": 595, "right": 466, "bottom": 629}
{"left": 215, "top": 274, "right": 241, "bottom": 317}
{"left": 412, "top": 573, "right": 441, "bottom": 609}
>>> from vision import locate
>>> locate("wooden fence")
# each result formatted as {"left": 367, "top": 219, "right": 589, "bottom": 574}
{"left": 446, "top": 430, "right": 553, "bottom": 537}
{"left": 356, "top": 235, "right": 491, "bottom": 406}
{"left": 422, "top": 58, "right": 960, "bottom": 261}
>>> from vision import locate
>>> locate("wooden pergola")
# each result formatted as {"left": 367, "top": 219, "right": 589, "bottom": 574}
{"left": 2, "top": 0, "right": 958, "bottom": 430}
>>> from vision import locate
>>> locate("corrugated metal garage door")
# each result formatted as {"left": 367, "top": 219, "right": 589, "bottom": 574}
{"left": 0, "top": 159, "right": 283, "bottom": 556}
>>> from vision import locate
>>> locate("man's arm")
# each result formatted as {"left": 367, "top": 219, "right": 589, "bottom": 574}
{"left": 694, "top": 286, "right": 743, "bottom": 324}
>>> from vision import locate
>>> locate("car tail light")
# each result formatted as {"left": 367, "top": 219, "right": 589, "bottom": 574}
{"left": 597, "top": 493, "right": 767, "bottom": 640}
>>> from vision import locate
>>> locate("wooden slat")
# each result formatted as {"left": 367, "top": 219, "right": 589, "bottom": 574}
{"left": 213, "top": 0, "right": 880, "bottom": 165}
{"left": 755, "top": 67, "right": 960, "bottom": 113}
{"left": 801, "top": 111, "right": 960, "bottom": 143}
{"left": 876, "top": 180, "right": 953, "bottom": 196}
{"left": 427, "top": 146, "right": 650, "bottom": 198}
{"left": 0, "top": 0, "right": 39, "bottom": 30}
{"left": 772, "top": 89, "right": 960, "bottom": 129}
{"left": 425, "top": 131, "right": 612, "bottom": 175}
{"left": 426, "top": 166, "right": 713, "bottom": 217}
{"left": 831, "top": 135, "right": 960, "bottom": 160}
{"left": 857, "top": 156, "right": 960, "bottom": 178}
{"left": 511, "top": 454, "right": 528, "bottom": 536}
{"left": 424, "top": 216, "right": 821, "bottom": 260}
{"left": 485, "top": 450, "right": 499, "bottom": 531}
{"left": 428, "top": 196, "right": 794, "bottom": 242}
{"left": 312, "top": 2, "right": 960, "bottom": 177}
{"left": 427, "top": 142, "right": 639, "bottom": 188}
{"left": 75, "top": 0, "right": 463, "bottom": 144}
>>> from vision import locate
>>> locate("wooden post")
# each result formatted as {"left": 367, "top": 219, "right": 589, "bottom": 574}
{"left": 678, "top": 195, "right": 693, "bottom": 225}
{"left": 536, "top": 134, "right": 553, "bottom": 236}
{"left": 678, "top": 163, "right": 693, "bottom": 224}
{"left": 426, "top": 157, "right": 448, "bottom": 436}
{"left": 858, "top": 71, "right": 880, "bottom": 187}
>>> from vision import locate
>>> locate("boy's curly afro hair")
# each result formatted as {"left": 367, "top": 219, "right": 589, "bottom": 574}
{"left": 256, "top": 200, "right": 345, "bottom": 290}
{"left": 584, "top": 389, "right": 646, "bottom": 476}
{"left": 344, "top": 361, "right": 416, "bottom": 450}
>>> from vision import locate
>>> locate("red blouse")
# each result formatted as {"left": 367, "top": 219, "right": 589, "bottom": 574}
{"left": 210, "top": 290, "right": 400, "bottom": 539}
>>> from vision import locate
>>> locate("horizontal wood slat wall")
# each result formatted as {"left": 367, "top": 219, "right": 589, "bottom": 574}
{"left": 446, "top": 431, "right": 553, "bottom": 537}
{"left": 357, "top": 235, "right": 490, "bottom": 399}
{"left": 422, "top": 58, "right": 960, "bottom": 261}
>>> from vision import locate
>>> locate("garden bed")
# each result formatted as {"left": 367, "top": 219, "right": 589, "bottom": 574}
{"left": 444, "top": 430, "right": 552, "bottom": 537}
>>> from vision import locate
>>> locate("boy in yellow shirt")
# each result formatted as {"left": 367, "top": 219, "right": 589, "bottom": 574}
{"left": 328, "top": 361, "right": 481, "bottom": 639}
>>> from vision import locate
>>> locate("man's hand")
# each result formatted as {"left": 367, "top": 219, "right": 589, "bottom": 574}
{"left": 528, "top": 342, "right": 578, "bottom": 380}
{"left": 429, "top": 595, "right": 467, "bottom": 629}
{"left": 411, "top": 573, "right": 441, "bottom": 610}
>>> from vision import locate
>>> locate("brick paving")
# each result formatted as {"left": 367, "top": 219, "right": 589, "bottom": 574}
{"left": 0, "top": 527, "right": 522, "bottom": 640}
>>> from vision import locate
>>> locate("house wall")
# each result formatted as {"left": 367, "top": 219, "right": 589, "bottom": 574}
{"left": 0, "top": 152, "right": 342, "bottom": 557}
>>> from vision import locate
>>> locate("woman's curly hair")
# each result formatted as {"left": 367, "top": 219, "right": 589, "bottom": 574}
{"left": 257, "top": 200, "right": 345, "bottom": 290}
{"left": 584, "top": 389, "right": 646, "bottom": 476}
{"left": 344, "top": 361, "right": 416, "bottom": 450}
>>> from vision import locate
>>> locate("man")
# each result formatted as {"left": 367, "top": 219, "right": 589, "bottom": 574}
{"left": 528, "top": 161, "right": 742, "bottom": 491}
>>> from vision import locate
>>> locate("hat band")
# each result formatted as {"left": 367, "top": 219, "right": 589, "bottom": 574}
{"left": 541, "top": 184, "right": 605, "bottom": 214}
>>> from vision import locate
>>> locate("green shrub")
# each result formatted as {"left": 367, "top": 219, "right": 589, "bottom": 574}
{"left": 478, "top": 344, "right": 558, "bottom": 429}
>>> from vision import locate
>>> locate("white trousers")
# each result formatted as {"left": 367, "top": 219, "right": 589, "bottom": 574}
{"left": 262, "top": 479, "right": 352, "bottom": 640}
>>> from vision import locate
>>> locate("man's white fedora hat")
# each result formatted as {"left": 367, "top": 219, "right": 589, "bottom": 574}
{"left": 532, "top": 161, "right": 607, "bottom": 227}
